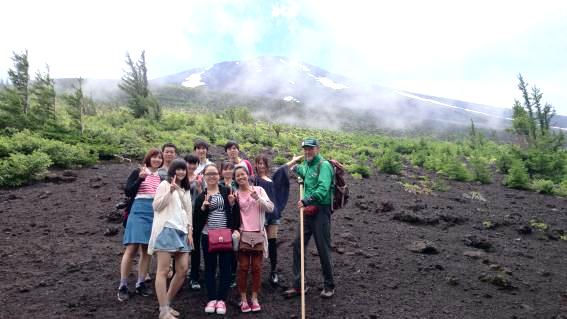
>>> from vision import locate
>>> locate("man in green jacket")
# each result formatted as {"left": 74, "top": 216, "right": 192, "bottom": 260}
{"left": 284, "top": 137, "right": 335, "bottom": 299}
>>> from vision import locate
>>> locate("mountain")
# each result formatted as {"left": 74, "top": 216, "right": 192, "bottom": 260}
{"left": 57, "top": 56, "right": 567, "bottom": 132}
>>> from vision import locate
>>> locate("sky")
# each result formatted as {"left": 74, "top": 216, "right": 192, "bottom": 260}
{"left": 1, "top": 0, "right": 566, "bottom": 114}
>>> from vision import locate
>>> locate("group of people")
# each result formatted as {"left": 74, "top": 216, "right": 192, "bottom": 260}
{"left": 117, "top": 137, "right": 336, "bottom": 318}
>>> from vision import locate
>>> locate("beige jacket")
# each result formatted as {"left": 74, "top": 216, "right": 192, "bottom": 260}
{"left": 148, "top": 181, "right": 193, "bottom": 255}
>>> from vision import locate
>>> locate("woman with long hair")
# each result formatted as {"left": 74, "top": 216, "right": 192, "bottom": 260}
{"left": 149, "top": 159, "right": 193, "bottom": 319}
{"left": 251, "top": 154, "right": 300, "bottom": 284}
{"left": 233, "top": 165, "right": 274, "bottom": 312}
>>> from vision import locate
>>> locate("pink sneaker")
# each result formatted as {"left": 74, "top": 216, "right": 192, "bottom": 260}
{"left": 240, "top": 301, "right": 251, "bottom": 313}
{"left": 215, "top": 300, "right": 227, "bottom": 315}
{"left": 251, "top": 300, "right": 261, "bottom": 312}
{"left": 204, "top": 300, "right": 216, "bottom": 313}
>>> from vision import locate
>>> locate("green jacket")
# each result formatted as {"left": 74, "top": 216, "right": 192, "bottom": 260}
{"left": 294, "top": 154, "right": 333, "bottom": 206}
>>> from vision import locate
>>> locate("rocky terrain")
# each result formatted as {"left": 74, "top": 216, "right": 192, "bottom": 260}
{"left": 1, "top": 158, "right": 567, "bottom": 318}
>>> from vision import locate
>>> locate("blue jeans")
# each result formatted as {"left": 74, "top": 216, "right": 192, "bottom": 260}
{"left": 201, "top": 234, "right": 233, "bottom": 301}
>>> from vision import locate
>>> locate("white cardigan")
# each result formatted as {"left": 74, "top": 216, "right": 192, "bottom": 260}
{"left": 148, "top": 180, "right": 193, "bottom": 255}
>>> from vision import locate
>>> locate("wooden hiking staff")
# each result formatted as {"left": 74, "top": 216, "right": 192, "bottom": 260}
{"left": 298, "top": 177, "right": 306, "bottom": 319}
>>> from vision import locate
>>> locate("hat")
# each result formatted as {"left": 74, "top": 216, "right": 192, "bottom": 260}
{"left": 301, "top": 137, "right": 319, "bottom": 148}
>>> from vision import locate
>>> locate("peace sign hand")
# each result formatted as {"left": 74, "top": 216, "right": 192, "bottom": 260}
{"left": 228, "top": 188, "right": 236, "bottom": 206}
{"left": 170, "top": 176, "right": 179, "bottom": 192}
{"left": 139, "top": 164, "right": 149, "bottom": 179}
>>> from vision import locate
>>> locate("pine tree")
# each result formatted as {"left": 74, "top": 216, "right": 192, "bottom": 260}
{"left": 517, "top": 74, "right": 536, "bottom": 139}
{"left": 62, "top": 78, "right": 93, "bottom": 134}
{"left": 7, "top": 50, "right": 30, "bottom": 115}
{"left": 118, "top": 51, "right": 161, "bottom": 120}
{"left": 30, "top": 65, "right": 56, "bottom": 127}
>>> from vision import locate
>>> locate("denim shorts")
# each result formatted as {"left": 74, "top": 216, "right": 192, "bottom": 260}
{"left": 154, "top": 227, "right": 192, "bottom": 253}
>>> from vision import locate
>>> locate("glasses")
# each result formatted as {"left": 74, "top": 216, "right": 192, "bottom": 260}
{"left": 204, "top": 172, "right": 219, "bottom": 176}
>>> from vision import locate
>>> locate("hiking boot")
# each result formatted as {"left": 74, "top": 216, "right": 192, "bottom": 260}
{"left": 320, "top": 287, "right": 335, "bottom": 298}
{"left": 204, "top": 300, "right": 217, "bottom": 314}
{"left": 215, "top": 300, "right": 227, "bottom": 315}
{"left": 117, "top": 286, "right": 129, "bottom": 302}
{"left": 135, "top": 282, "right": 153, "bottom": 297}
{"left": 270, "top": 271, "right": 279, "bottom": 285}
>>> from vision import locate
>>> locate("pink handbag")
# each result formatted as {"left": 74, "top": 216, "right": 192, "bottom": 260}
{"left": 208, "top": 228, "right": 233, "bottom": 253}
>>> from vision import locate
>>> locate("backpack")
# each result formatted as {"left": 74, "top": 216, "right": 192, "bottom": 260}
{"left": 318, "top": 159, "right": 349, "bottom": 212}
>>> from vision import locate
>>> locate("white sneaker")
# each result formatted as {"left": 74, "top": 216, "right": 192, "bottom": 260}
{"left": 215, "top": 300, "right": 227, "bottom": 315}
{"left": 205, "top": 300, "right": 217, "bottom": 313}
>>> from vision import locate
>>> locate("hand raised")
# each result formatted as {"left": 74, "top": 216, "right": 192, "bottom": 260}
{"left": 139, "top": 164, "right": 149, "bottom": 179}
{"left": 292, "top": 154, "right": 304, "bottom": 163}
{"left": 170, "top": 176, "right": 179, "bottom": 192}
{"left": 251, "top": 189, "right": 260, "bottom": 200}
{"left": 228, "top": 188, "right": 236, "bottom": 206}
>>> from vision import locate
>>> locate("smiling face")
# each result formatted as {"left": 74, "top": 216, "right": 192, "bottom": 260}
{"left": 175, "top": 168, "right": 187, "bottom": 181}
{"left": 203, "top": 165, "right": 220, "bottom": 186}
{"left": 303, "top": 146, "right": 319, "bottom": 161}
{"left": 150, "top": 155, "right": 163, "bottom": 169}
{"left": 234, "top": 167, "right": 249, "bottom": 187}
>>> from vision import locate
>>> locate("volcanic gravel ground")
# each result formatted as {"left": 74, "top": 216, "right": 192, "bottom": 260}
{"left": 1, "top": 160, "right": 567, "bottom": 319}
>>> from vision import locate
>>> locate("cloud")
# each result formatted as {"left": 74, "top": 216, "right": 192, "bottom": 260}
{"left": 1, "top": 0, "right": 566, "bottom": 114}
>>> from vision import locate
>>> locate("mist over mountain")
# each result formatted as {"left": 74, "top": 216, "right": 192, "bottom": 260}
{"left": 56, "top": 56, "right": 567, "bottom": 132}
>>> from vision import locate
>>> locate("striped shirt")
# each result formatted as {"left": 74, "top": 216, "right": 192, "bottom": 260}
{"left": 202, "top": 193, "right": 227, "bottom": 234}
{"left": 136, "top": 173, "right": 161, "bottom": 198}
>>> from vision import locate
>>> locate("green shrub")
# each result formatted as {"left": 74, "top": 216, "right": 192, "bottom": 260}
{"left": 351, "top": 172, "right": 363, "bottom": 180}
{"left": 354, "top": 146, "right": 379, "bottom": 157}
{"left": 0, "top": 137, "right": 11, "bottom": 158}
{"left": 9, "top": 130, "right": 45, "bottom": 154}
{"left": 348, "top": 164, "right": 371, "bottom": 178}
{"left": 0, "top": 151, "right": 52, "bottom": 187}
{"left": 531, "top": 179, "right": 554, "bottom": 194}
{"left": 375, "top": 151, "right": 402, "bottom": 175}
{"left": 410, "top": 150, "right": 428, "bottom": 167}
{"left": 272, "top": 156, "right": 287, "bottom": 165}
{"left": 470, "top": 156, "right": 492, "bottom": 184}
{"left": 554, "top": 180, "right": 567, "bottom": 197}
{"left": 39, "top": 141, "right": 97, "bottom": 168}
{"left": 496, "top": 151, "right": 515, "bottom": 174}
{"left": 442, "top": 157, "right": 472, "bottom": 182}
{"left": 504, "top": 161, "right": 530, "bottom": 189}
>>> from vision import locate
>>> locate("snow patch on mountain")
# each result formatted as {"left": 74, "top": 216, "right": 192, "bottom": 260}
{"left": 283, "top": 96, "right": 300, "bottom": 103}
{"left": 182, "top": 72, "right": 206, "bottom": 88}
{"left": 316, "top": 76, "right": 348, "bottom": 90}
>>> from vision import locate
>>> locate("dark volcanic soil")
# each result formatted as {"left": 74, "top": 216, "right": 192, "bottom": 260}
{"left": 1, "top": 160, "right": 567, "bottom": 319}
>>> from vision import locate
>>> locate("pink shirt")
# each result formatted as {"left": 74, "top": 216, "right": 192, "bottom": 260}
{"left": 237, "top": 186, "right": 264, "bottom": 232}
{"left": 137, "top": 173, "right": 161, "bottom": 196}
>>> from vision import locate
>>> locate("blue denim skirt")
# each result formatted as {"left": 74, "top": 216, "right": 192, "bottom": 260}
{"left": 123, "top": 198, "right": 154, "bottom": 245}
{"left": 154, "top": 227, "right": 191, "bottom": 253}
